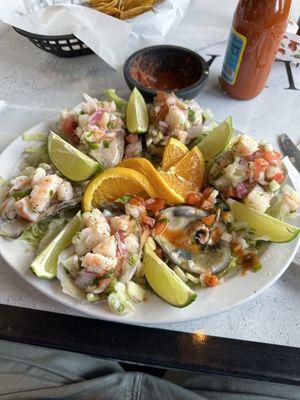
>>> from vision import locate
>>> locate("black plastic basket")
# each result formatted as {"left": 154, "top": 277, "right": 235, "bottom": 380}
{"left": 13, "top": 27, "right": 93, "bottom": 57}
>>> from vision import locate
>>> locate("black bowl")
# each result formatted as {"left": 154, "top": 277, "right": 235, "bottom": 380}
{"left": 123, "top": 45, "right": 209, "bottom": 101}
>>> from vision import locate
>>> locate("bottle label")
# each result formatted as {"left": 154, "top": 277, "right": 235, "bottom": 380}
{"left": 222, "top": 28, "right": 247, "bottom": 85}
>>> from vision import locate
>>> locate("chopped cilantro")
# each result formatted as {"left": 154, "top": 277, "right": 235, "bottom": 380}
{"left": 93, "top": 277, "right": 101, "bottom": 286}
{"left": 188, "top": 109, "right": 196, "bottom": 124}
{"left": 115, "top": 194, "right": 133, "bottom": 204}
{"left": 12, "top": 190, "right": 30, "bottom": 201}
{"left": 103, "top": 271, "right": 113, "bottom": 279}
{"left": 107, "top": 121, "right": 115, "bottom": 129}
{"left": 88, "top": 142, "right": 99, "bottom": 150}
{"left": 253, "top": 263, "right": 262, "bottom": 272}
{"left": 158, "top": 217, "right": 169, "bottom": 224}
{"left": 103, "top": 141, "right": 110, "bottom": 148}
{"left": 129, "top": 254, "right": 138, "bottom": 266}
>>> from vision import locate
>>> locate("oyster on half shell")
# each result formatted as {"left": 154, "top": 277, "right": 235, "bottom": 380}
{"left": 154, "top": 206, "right": 231, "bottom": 274}
{"left": 0, "top": 197, "right": 81, "bottom": 239}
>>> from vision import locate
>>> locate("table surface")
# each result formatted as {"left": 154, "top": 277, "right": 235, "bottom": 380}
{"left": 0, "top": 0, "right": 300, "bottom": 348}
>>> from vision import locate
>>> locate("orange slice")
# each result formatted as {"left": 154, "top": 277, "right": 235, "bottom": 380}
{"left": 83, "top": 167, "right": 156, "bottom": 211}
{"left": 118, "top": 158, "right": 184, "bottom": 204}
{"left": 160, "top": 146, "right": 205, "bottom": 199}
{"left": 161, "top": 138, "right": 189, "bottom": 171}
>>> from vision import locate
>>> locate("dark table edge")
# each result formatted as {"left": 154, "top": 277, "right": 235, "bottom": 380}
{"left": 0, "top": 304, "right": 299, "bottom": 386}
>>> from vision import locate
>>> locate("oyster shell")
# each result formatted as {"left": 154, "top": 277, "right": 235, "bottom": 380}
{"left": 154, "top": 206, "right": 231, "bottom": 274}
{"left": 0, "top": 197, "right": 81, "bottom": 239}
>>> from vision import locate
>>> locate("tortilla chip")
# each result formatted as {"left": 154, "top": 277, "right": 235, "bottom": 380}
{"left": 89, "top": 0, "right": 160, "bottom": 20}
{"left": 90, "top": 0, "right": 118, "bottom": 10}
{"left": 123, "top": 0, "right": 154, "bottom": 11}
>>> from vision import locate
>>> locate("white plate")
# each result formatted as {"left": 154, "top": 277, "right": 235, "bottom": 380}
{"left": 0, "top": 120, "right": 299, "bottom": 325}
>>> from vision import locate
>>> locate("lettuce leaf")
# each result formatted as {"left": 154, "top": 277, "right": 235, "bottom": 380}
{"left": 22, "top": 132, "right": 47, "bottom": 142}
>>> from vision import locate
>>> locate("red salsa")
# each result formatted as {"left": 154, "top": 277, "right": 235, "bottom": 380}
{"left": 130, "top": 56, "right": 197, "bottom": 91}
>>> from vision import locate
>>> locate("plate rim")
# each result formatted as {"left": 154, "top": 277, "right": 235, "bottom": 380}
{"left": 0, "top": 120, "right": 299, "bottom": 325}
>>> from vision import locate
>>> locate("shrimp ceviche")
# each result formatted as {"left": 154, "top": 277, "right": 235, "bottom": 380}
{"left": 0, "top": 161, "right": 82, "bottom": 240}
{"left": 0, "top": 88, "right": 299, "bottom": 316}
{"left": 146, "top": 91, "right": 215, "bottom": 160}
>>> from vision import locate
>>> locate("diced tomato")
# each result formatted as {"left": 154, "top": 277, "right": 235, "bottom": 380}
{"left": 154, "top": 246, "right": 165, "bottom": 259}
{"left": 126, "top": 134, "right": 139, "bottom": 144}
{"left": 254, "top": 157, "right": 269, "bottom": 179}
{"left": 255, "top": 157, "right": 269, "bottom": 169}
{"left": 158, "top": 104, "right": 169, "bottom": 121}
{"left": 186, "top": 192, "right": 203, "bottom": 206}
{"left": 272, "top": 170, "right": 285, "bottom": 184}
{"left": 129, "top": 197, "right": 142, "bottom": 206}
{"left": 231, "top": 241, "right": 244, "bottom": 258}
{"left": 201, "top": 214, "right": 216, "bottom": 226}
{"left": 61, "top": 117, "right": 78, "bottom": 143}
{"left": 203, "top": 187, "right": 214, "bottom": 198}
{"left": 204, "top": 274, "right": 219, "bottom": 287}
{"left": 263, "top": 151, "right": 281, "bottom": 163}
{"left": 199, "top": 199, "right": 214, "bottom": 211}
{"left": 134, "top": 195, "right": 146, "bottom": 203}
{"left": 97, "top": 277, "right": 113, "bottom": 290}
{"left": 242, "top": 253, "right": 261, "bottom": 272}
{"left": 141, "top": 214, "right": 156, "bottom": 228}
{"left": 145, "top": 198, "right": 165, "bottom": 211}
{"left": 222, "top": 186, "right": 237, "bottom": 198}
{"left": 151, "top": 217, "right": 168, "bottom": 236}
{"left": 155, "top": 91, "right": 168, "bottom": 103}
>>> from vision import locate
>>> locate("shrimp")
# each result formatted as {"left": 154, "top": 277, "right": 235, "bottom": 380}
{"left": 81, "top": 252, "right": 118, "bottom": 275}
{"left": 124, "top": 141, "right": 142, "bottom": 159}
{"left": 173, "top": 128, "right": 188, "bottom": 144}
{"left": 81, "top": 94, "right": 98, "bottom": 114}
{"left": 81, "top": 129, "right": 104, "bottom": 144}
{"left": 165, "top": 106, "right": 187, "bottom": 128}
{"left": 104, "top": 100, "right": 117, "bottom": 113}
{"left": 78, "top": 113, "right": 89, "bottom": 128}
{"left": 110, "top": 215, "right": 130, "bottom": 232}
{"left": 57, "top": 181, "right": 73, "bottom": 202}
{"left": 73, "top": 225, "right": 110, "bottom": 256}
{"left": 31, "top": 167, "right": 46, "bottom": 186}
{"left": 82, "top": 209, "right": 110, "bottom": 230}
{"left": 30, "top": 175, "right": 63, "bottom": 213}
{"left": 280, "top": 186, "right": 300, "bottom": 213}
{"left": 98, "top": 111, "right": 110, "bottom": 129}
{"left": 124, "top": 233, "right": 139, "bottom": 254}
{"left": 112, "top": 116, "right": 124, "bottom": 129}
{"left": 14, "top": 196, "right": 39, "bottom": 222}
{"left": 93, "top": 235, "right": 117, "bottom": 257}
{"left": 244, "top": 185, "right": 272, "bottom": 213}
{"left": 125, "top": 203, "right": 145, "bottom": 219}
{"left": 234, "top": 135, "right": 258, "bottom": 157}
{"left": 9, "top": 176, "right": 31, "bottom": 194}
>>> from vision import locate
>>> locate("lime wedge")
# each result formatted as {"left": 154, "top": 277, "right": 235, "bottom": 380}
{"left": 126, "top": 88, "right": 149, "bottom": 134}
{"left": 228, "top": 199, "right": 300, "bottom": 243}
{"left": 194, "top": 116, "right": 233, "bottom": 161}
{"left": 143, "top": 241, "right": 197, "bottom": 308}
{"left": 105, "top": 89, "right": 127, "bottom": 113}
{"left": 48, "top": 132, "right": 101, "bottom": 181}
{"left": 30, "top": 212, "right": 81, "bottom": 279}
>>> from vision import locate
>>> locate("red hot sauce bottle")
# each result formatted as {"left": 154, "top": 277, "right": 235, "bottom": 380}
{"left": 221, "top": 0, "right": 292, "bottom": 100}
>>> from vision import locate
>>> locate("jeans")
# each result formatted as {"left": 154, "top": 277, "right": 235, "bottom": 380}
{"left": 0, "top": 340, "right": 299, "bottom": 400}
